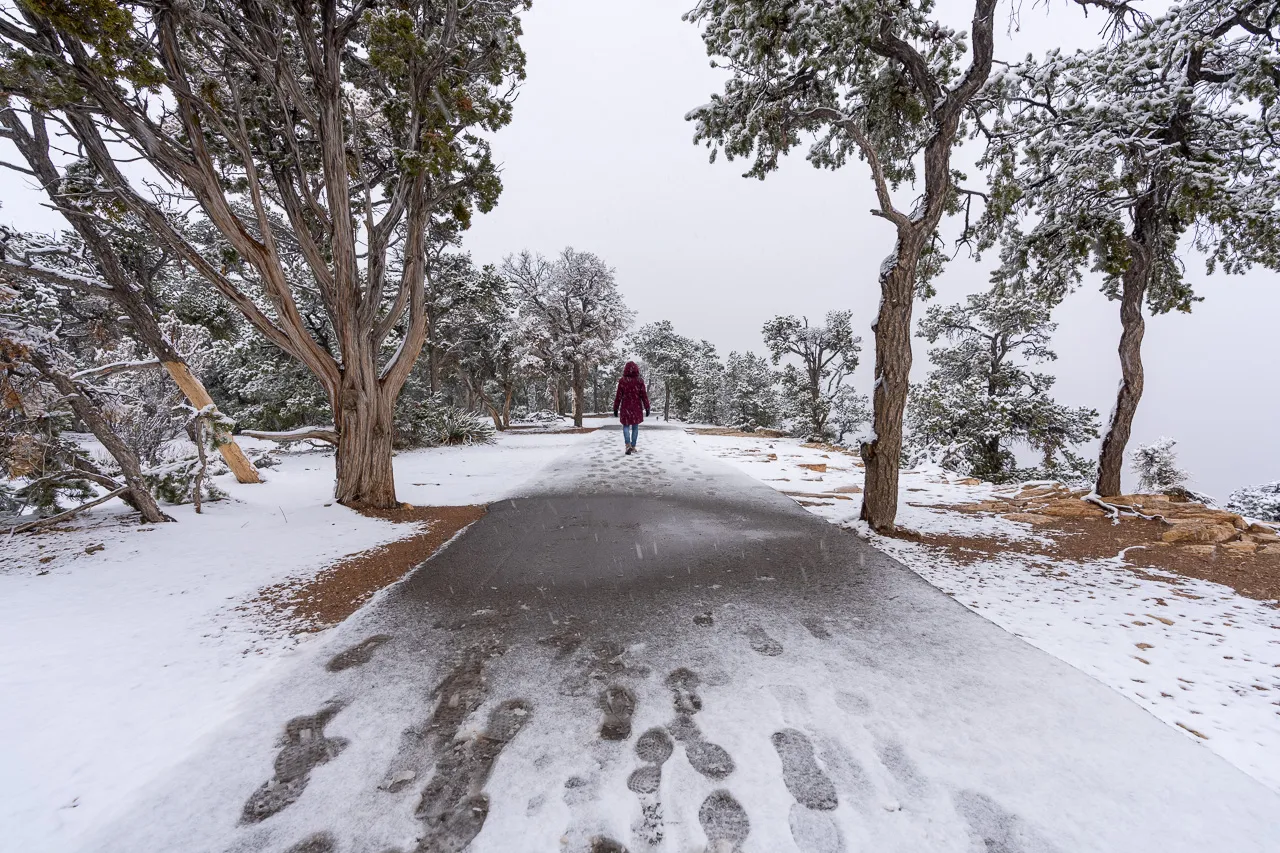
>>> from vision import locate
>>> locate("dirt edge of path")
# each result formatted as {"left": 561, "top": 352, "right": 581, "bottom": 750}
{"left": 887, "top": 516, "right": 1280, "bottom": 606}
{"left": 250, "top": 505, "right": 487, "bottom": 633}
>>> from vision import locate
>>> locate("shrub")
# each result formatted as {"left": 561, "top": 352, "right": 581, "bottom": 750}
{"left": 1226, "top": 482, "right": 1280, "bottom": 522}
{"left": 395, "top": 395, "right": 495, "bottom": 449}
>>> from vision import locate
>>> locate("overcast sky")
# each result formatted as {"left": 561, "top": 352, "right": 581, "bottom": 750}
{"left": 1, "top": 0, "right": 1274, "bottom": 497}
{"left": 457, "top": 0, "right": 1279, "bottom": 498}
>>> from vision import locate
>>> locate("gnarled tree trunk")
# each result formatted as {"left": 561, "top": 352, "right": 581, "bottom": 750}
{"left": 860, "top": 250, "right": 918, "bottom": 532}
{"left": 332, "top": 367, "right": 398, "bottom": 508}
{"left": 1095, "top": 259, "right": 1148, "bottom": 497}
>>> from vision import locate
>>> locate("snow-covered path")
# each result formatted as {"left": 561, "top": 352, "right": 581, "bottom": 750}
{"left": 80, "top": 426, "right": 1280, "bottom": 853}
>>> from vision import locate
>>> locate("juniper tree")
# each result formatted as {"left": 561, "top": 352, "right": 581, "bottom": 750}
{"left": 0, "top": 0, "right": 529, "bottom": 508}
{"left": 685, "top": 0, "right": 1001, "bottom": 530}
{"left": 0, "top": 110, "right": 261, "bottom": 485}
{"left": 0, "top": 245, "right": 170, "bottom": 524}
{"left": 907, "top": 288, "right": 1098, "bottom": 484}
{"left": 763, "top": 311, "right": 861, "bottom": 441}
{"left": 503, "top": 249, "right": 633, "bottom": 427}
{"left": 980, "top": 0, "right": 1280, "bottom": 497}
{"left": 630, "top": 320, "right": 698, "bottom": 421}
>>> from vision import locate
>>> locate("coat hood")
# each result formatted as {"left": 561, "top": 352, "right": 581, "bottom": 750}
{"left": 623, "top": 361, "right": 640, "bottom": 378}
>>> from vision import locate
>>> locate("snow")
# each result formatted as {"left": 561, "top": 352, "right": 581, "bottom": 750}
{"left": 689, "top": 432, "right": 1280, "bottom": 795}
{"left": 0, "top": 430, "right": 592, "bottom": 853}
{"left": 61, "top": 426, "right": 1280, "bottom": 853}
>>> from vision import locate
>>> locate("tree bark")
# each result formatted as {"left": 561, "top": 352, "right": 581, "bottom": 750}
{"left": 860, "top": 259, "right": 917, "bottom": 532}
{"left": 664, "top": 384, "right": 671, "bottom": 422}
{"left": 332, "top": 362, "right": 398, "bottom": 508}
{"left": 33, "top": 353, "right": 172, "bottom": 524}
{"left": 571, "top": 361, "right": 585, "bottom": 428}
{"left": 162, "top": 361, "right": 261, "bottom": 484}
{"left": 1095, "top": 264, "right": 1147, "bottom": 497}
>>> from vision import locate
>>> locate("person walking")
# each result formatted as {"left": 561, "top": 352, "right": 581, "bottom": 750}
{"left": 612, "top": 361, "right": 650, "bottom": 455}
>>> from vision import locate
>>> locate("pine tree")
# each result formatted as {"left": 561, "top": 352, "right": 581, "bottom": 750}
{"left": 907, "top": 289, "right": 1098, "bottom": 484}
{"left": 687, "top": 342, "right": 727, "bottom": 426}
{"left": 723, "top": 351, "right": 780, "bottom": 432}
{"left": 630, "top": 321, "right": 698, "bottom": 421}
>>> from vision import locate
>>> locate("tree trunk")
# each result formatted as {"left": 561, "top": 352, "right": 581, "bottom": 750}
{"left": 571, "top": 361, "right": 585, "bottom": 428}
{"left": 332, "top": 368, "right": 398, "bottom": 509}
{"left": 34, "top": 353, "right": 171, "bottom": 524}
{"left": 860, "top": 254, "right": 918, "bottom": 533}
{"left": 664, "top": 384, "right": 671, "bottom": 422}
{"left": 161, "top": 361, "right": 261, "bottom": 484}
{"left": 1095, "top": 264, "right": 1147, "bottom": 497}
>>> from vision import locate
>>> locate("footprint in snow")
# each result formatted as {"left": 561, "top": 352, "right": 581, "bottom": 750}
{"left": 241, "top": 702, "right": 347, "bottom": 824}
{"left": 325, "top": 634, "right": 391, "bottom": 672}
{"left": 627, "top": 727, "right": 673, "bottom": 848}
{"left": 698, "top": 789, "right": 750, "bottom": 852}
{"left": 747, "top": 624, "right": 784, "bottom": 657}
{"left": 953, "top": 789, "right": 1062, "bottom": 853}
{"left": 283, "top": 832, "right": 336, "bottom": 853}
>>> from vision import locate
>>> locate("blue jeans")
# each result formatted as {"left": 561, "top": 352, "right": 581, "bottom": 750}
{"left": 623, "top": 423, "right": 639, "bottom": 447}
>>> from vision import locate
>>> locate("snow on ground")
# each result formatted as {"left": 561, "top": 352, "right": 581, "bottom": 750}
{"left": 0, "top": 429, "right": 592, "bottom": 853}
{"left": 688, "top": 431, "right": 1280, "bottom": 794}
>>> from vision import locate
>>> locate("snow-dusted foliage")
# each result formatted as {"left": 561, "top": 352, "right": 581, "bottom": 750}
{"left": 686, "top": 341, "right": 728, "bottom": 425}
{"left": 629, "top": 321, "right": 699, "bottom": 420}
{"left": 0, "top": 0, "right": 531, "bottom": 507}
{"left": 906, "top": 289, "right": 1098, "bottom": 484}
{"left": 1226, "top": 482, "right": 1280, "bottom": 523}
{"left": 979, "top": 0, "right": 1280, "bottom": 494}
{"left": 722, "top": 351, "right": 781, "bottom": 432}
{"left": 394, "top": 394, "right": 495, "bottom": 449}
{"left": 763, "top": 311, "right": 861, "bottom": 441}
{"left": 1131, "top": 438, "right": 1190, "bottom": 494}
{"left": 504, "top": 249, "right": 633, "bottom": 426}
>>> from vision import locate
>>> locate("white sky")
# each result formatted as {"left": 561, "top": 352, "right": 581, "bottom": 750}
{"left": 1, "top": 0, "right": 1274, "bottom": 497}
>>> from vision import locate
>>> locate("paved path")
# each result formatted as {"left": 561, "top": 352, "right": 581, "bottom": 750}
{"left": 86, "top": 426, "right": 1280, "bottom": 853}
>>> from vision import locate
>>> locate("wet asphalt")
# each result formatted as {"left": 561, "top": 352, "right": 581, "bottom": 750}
{"left": 86, "top": 424, "right": 1280, "bottom": 853}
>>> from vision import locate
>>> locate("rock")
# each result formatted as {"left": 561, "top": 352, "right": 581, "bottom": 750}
{"left": 1037, "top": 499, "right": 1107, "bottom": 519}
{"left": 1101, "top": 494, "right": 1171, "bottom": 507}
{"left": 1160, "top": 521, "right": 1239, "bottom": 545}
{"left": 797, "top": 463, "right": 827, "bottom": 473}
{"left": 1180, "top": 544, "right": 1218, "bottom": 557}
{"left": 1245, "top": 531, "right": 1280, "bottom": 545}
{"left": 1002, "top": 513, "right": 1056, "bottom": 526}
{"left": 955, "top": 477, "right": 983, "bottom": 486}
{"left": 1247, "top": 522, "right": 1278, "bottom": 535}
{"left": 85, "top": 544, "right": 105, "bottom": 555}
{"left": 1256, "top": 545, "right": 1280, "bottom": 561}
{"left": 1220, "top": 541, "right": 1259, "bottom": 557}
{"left": 1161, "top": 508, "right": 1248, "bottom": 530}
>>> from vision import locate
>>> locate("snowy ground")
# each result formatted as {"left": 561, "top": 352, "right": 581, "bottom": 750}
{"left": 69, "top": 425, "right": 1280, "bottom": 853}
{"left": 689, "top": 432, "right": 1280, "bottom": 795}
{"left": 0, "top": 429, "right": 592, "bottom": 853}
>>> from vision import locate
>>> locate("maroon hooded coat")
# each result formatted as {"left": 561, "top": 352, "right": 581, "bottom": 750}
{"left": 613, "top": 361, "right": 650, "bottom": 426}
